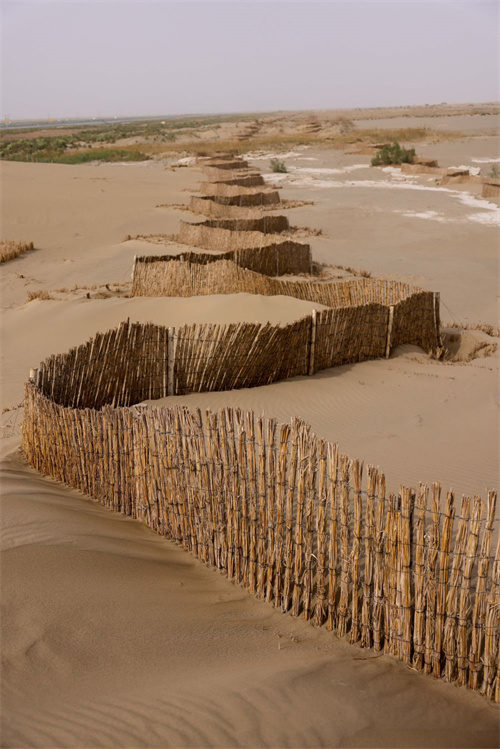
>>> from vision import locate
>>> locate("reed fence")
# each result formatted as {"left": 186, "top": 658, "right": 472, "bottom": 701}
{"left": 198, "top": 184, "right": 281, "bottom": 206}
{"left": 175, "top": 223, "right": 311, "bottom": 274}
{"left": 201, "top": 171, "right": 265, "bottom": 188}
{"left": 132, "top": 259, "right": 439, "bottom": 355}
{"left": 182, "top": 215, "right": 290, "bottom": 233}
{"left": 22, "top": 378, "right": 499, "bottom": 701}
{"left": 189, "top": 196, "right": 282, "bottom": 220}
{"left": 22, "top": 152, "right": 498, "bottom": 703}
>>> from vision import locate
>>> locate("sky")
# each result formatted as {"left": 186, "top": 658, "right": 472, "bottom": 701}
{"left": 1, "top": 0, "right": 499, "bottom": 120}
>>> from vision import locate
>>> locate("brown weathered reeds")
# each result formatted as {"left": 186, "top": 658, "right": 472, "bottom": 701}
{"left": 22, "top": 365, "right": 499, "bottom": 700}
{"left": 132, "top": 259, "right": 440, "bottom": 356}
{"left": 189, "top": 196, "right": 282, "bottom": 220}
{"left": 185, "top": 216, "right": 290, "bottom": 234}
{"left": 200, "top": 171, "right": 265, "bottom": 188}
{"left": 198, "top": 184, "right": 281, "bottom": 206}
{"left": 177, "top": 220, "right": 308, "bottom": 257}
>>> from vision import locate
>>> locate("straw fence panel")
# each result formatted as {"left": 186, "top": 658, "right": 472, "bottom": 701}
{"left": 131, "top": 259, "right": 438, "bottom": 355}
{"left": 178, "top": 220, "right": 308, "bottom": 251}
{"left": 22, "top": 380, "right": 499, "bottom": 701}
{"left": 201, "top": 172, "right": 266, "bottom": 188}
{"left": 174, "top": 317, "right": 310, "bottom": 394}
{"left": 199, "top": 184, "right": 281, "bottom": 206}
{"left": 199, "top": 158, "right": 249, "bottom": 171}
{"left": 189, "top": 196, "right": 284, "bottom": 220}
{"left": 193, "top": 216, "right": 290, "bottom": 233}
{"left": 313, "top": 306, "right": 389, "bottom": 371}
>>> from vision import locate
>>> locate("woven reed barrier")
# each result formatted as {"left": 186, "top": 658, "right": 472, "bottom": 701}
{"left": 131, "top": 259, "right": 439, "bottom": 355}
{"left": 199, "top": 183, "right": 281, "bottom": 206}
{"left": 22, "top": 362, "right": 499, "bottom": 700}
{"left": 189, "top": 196, "right": 283, "bottom": 220}
{"left": 133, "top": 246, "right": 309, "bottom": 277}
{"left": 182, "top": 215, "right": 290, "bottom": 233}
{"left": 201, "top": 170, "right": 265, "bottom": 188}
{"left": 175, "top": 223, "right": 311, "bottom": 275}
{"left": 198, "top": 158, "right": 249, "bottom": 171}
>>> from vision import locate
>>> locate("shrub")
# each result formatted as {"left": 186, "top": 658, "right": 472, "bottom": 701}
{"left": 270, "top": 158, "right": 288, "bottom": 173}
{"left": 488, "top": 164, "right": 500, "bottom": 179}
{"left": 371, "top": 141, "right": 416, "bottom": 166}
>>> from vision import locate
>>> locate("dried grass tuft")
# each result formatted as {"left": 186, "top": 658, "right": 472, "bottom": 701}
{"left": 26, "top": 290, "right": 52, "bottom": 301}
{"left": 0, "top": 240, "right": 34, "bottom": 264}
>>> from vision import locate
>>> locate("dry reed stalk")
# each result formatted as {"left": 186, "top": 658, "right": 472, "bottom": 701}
{"left": 281, "top": 420, "right": 299, "bottom": 613}
{"left": 443, "top": 495, "right": 471, "bottom": 682}
{"left": 433, "top": 492, "right": 455, "bottom": 678}
{"left": 264, "top": 418, "right": 277, "bottom": 602}
{"left": 469, "top": 491, "right": 497, "bottom": 690}
{"left": 337, "top": 455, "right": 351, "bottom": 637}
{"left": 292, "top": 426, "right": 308, "bottom": 617}
{"left": 481, "top": 536, "right": 500, "bottom": 698}
{"left": 350, "top": 459, "right": 364, "bottom": 643}
{"left": 220, "top": 409, "right": 236, "bottom": 580}
{"left": 397, "top": 488, "right": 413, "bottom": 664}
{"left": 412, "top": 484, "right": 428, "bottom": 670}
{"left": 256, "top": 416, "right": 267, "bottom": 598}
{"left": 245, "top": 411, "right": 259, "bottom": 594}
{"left": 303, "top": 433, "right": 317, "bottom": 621}
{"left": 385, "top": 493, "right": 400, "bottom": 656}
{"left": 272, "top": 423, "right": 291, "bottom": 608}
{"left": 237, "top": 413, "right": 250, "bottom": 588}
{"left": 361, "top": 465, "right": 377, "bottom": 648}
{"left": 372, "top": 473, "right": 386, "bottom": 651}
{"left": 327, "top": 443, "right": 339, "bottom": 631}
{"left": 313, "top": 439, "right": 328, "bottom": 626}
{"left": 424, "top": 482, "right": 441, "bottom": 674}
{"left": 456, "top": 496, "right": 482, "bottom": 686}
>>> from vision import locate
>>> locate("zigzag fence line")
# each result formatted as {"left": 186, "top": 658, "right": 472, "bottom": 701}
{"left": 22, "top": 153, "right": 499, "bottom": 702}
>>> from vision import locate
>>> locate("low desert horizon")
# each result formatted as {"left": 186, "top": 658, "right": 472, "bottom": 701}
{"left": 1, "top": 100, "right": 499, "bottom": 747}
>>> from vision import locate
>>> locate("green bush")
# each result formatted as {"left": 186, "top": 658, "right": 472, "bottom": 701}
{"left": 270, "top": 158, "right": 288, "bottom": 173}
{"left": 488, "top": 164, "right": 499, "bottom": 179}
{"left": 371, "top": 141, "right": 416, "bottom": 166}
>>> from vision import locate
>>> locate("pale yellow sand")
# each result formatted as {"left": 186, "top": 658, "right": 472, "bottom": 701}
{"left": 1, "top": 138, "right": 499, "bottom": 747}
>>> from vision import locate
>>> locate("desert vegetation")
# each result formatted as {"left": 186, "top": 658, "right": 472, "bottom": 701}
{"left": 269, "top": 158, "right": 288, "bottom": 173}
{"left": 371, "top": 141, "right": 416, "bottom": 166}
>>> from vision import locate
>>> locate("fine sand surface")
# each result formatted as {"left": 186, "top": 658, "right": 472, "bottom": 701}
{"left": 1, "top": 135, "right": 499, "bottom": 748}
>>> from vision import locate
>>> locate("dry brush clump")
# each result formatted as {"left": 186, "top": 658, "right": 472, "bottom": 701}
{"left": 26, "top": 290, "right": 52, "bottom": 301}
{"left": 1, "top": 240, "right": 34, "bottom": 264}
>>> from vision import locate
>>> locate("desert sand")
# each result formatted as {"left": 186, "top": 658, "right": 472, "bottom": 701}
{"left": 1, "top": 124, "right": 499, "bottom": 747}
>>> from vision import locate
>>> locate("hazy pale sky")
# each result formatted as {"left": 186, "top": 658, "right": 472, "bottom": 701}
{"left": 2, "top": 1, "right": 498, "bottom": 120}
